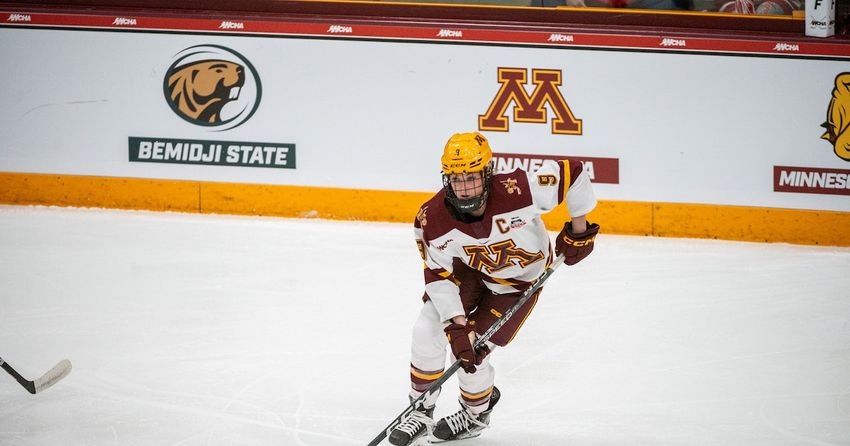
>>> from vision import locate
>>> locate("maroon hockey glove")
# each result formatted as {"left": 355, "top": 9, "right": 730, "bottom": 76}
{"left": 556, "top": 222, "right": 600, "bottom": 266}
{"left": 444, "top": 323, "right": 489, "bottom": 373}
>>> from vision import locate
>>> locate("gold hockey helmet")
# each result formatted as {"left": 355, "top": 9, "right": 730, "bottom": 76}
{"left": 440, "top": 132, "right": 494, "bottom": 214}
{"left": 441, "top": 132, "right": 493, "bottom": 175}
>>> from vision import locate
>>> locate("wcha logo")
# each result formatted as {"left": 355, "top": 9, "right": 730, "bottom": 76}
{"left": 821, "top": 72, "right": 850, "bottom": 161}
{"left": 219, "top": 21, "right": 244, "bottom": 30}
{"left": 548, "top": 33, "right": 574, "bottom": 43}
{"left": 479, "top": 68, "right": 582, "bottom": 135}
{"left": 7, "top": 13, "right": 31, "bottom": 22}
{"left": 163, "top": 44, "right": 261, "bottom": 131}
{"left": 660, "top": 38, "right": 686, "bottom": 47}
{"left": 437, "top": 29, "right": 462, "bottom": 38}
{"left": 112, "top": 17, "right": 137, "bottom": 26}
{"left": 773, "top": 42, "right": 799, "bottom": 52}
{"left": 327, "top": 25, "right": 353, "bottom": 33}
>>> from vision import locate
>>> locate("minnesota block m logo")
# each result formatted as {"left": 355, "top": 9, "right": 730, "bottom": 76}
{"left": 464, "top": 240, "right": 544, "bottom": 274}
{"left": 479, "top": 68, "right": 582, "bottom": 135}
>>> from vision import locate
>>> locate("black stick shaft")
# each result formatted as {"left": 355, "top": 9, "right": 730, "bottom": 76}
{"left": 366, "top": 255, "right": 564, "bottom": 446}
{"left": 0, "top": 357, "right": 37, "bottom": 394}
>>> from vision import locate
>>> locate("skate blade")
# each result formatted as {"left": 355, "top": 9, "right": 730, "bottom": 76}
{"left": 388, "top": 431, "right": 430, "bottom": 446}
{"left": 410, "top": 435, "right": 432, "bottom": 446}
{"left": 398, "top": 429, "right": 433, "bottom": 446}
{"left": 427, "top": 429, "right": 483, "bottom": 444}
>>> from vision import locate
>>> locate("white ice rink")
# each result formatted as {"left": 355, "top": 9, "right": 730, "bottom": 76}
{"left": 1, "top": 205, "right": 849, "bottom": 446}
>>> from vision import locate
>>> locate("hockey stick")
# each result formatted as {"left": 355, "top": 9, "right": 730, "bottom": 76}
{"left": 0, "top": 356, "right": 72, "bottom": 394}
{"left": 367, "top": 254, "right": 565, "bottom": 446}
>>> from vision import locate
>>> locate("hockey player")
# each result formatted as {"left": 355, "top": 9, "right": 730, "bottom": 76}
{"left": 388, "top": 132, "right": 599, "bottom": 445}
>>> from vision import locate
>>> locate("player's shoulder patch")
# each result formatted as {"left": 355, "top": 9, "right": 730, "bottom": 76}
{"left": 415, "top": 189, "right": 455, "bottom": 239}
{"left": 488, "top": 171, "right": 533, "bottom": 213}
{"left": 416, "top": 205, "right": 429, "bottom": 228}
{"left": 499, "top": 176, "right": 524, "bottom": 195}
{"left": 493, "top": 170, "right": 530, "bottom": 195}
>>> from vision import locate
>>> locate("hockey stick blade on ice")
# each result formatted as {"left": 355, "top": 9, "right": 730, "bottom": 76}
{"left": 367, "top": 254, "right": 565, "bottom": 446}
{"left": 1, "top": 357, "right": 72, "bottom": 394}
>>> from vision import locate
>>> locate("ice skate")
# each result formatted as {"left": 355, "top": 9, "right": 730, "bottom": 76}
{"left": 430, "top": 387, "right": 500, "bottom": 443}
{"left": 388, "top": 403, "right": 435, "bottom": 446}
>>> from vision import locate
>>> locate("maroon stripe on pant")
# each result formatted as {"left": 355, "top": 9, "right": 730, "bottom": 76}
{"left": 461, "top": 386, "right": 493, "bottom": 408}
{"left": 410, "top": 364, "right": 444, "bottom": 393}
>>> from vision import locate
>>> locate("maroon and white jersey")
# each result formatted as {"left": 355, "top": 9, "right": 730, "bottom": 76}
{"left": 414, "top": 159, "right": 596, "bottom": 322}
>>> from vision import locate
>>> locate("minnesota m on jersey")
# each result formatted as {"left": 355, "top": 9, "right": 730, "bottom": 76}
{"left": 463, "top": 240, "right": 544, "bottom": 274}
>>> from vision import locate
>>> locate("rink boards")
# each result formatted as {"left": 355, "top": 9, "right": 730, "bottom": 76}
{"left": 0, "top": 10, "right": 849, "bottom": 245}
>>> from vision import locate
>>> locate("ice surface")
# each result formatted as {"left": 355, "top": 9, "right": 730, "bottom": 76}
{"left": 1, "top": 205, "right": 848, "bottom": 446}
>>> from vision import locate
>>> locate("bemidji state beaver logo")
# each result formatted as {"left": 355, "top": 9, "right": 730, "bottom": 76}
{"left": 822, "top": 72, "right": 850, "bottom": 162}
{"left": 164, "top": 45, "right": 262, "bottom": 130}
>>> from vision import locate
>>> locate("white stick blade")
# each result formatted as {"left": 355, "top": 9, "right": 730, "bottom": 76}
{"left": 33, "top": 359, "right": 72, "bottom": 394}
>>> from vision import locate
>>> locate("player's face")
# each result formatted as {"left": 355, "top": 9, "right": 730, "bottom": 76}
{"left": 448, "top": 171, "right": 485, "bottom": 199}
